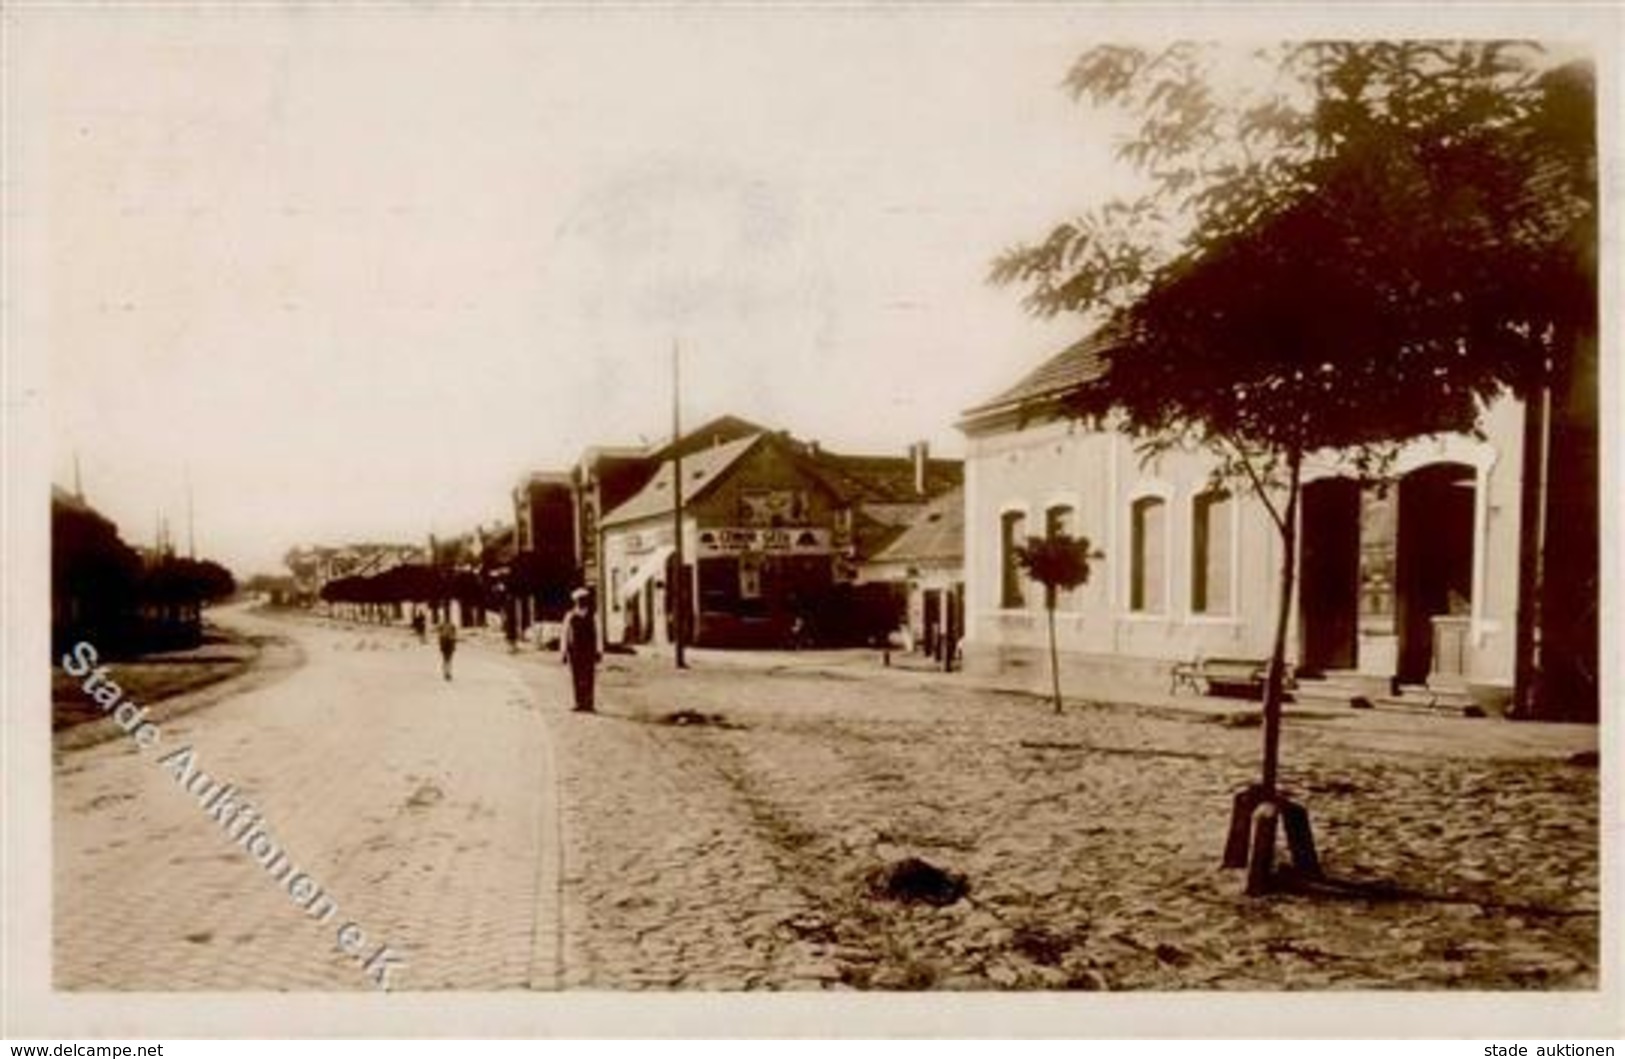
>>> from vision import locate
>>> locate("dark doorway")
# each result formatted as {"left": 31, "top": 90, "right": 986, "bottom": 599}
{"left": 1396, "top": 463, "right": 1475, "bottom": 685}
{"left": 922, "top": 589, "right": 942, "bottom": 656}
{"left": 1299, "top": 477, "right": 1362, "bottom": 675}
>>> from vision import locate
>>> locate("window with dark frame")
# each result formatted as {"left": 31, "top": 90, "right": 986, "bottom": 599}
{"left": 1192, "top": 488, "right": 1233, "bottom": 615}
{"left": 1000, "top": 510, "right": 1026, "bottom": 609}
{"left": 1130, "top": 495, "right": 1166, "bottom": 614}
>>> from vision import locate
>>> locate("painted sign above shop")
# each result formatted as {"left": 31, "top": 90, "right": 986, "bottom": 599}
{"left": 695, "top": 527, "right": 832, "bottom": 557}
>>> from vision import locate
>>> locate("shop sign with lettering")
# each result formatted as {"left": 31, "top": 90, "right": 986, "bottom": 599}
{"left": 695, "top": 527, "right": 831, "bottom": 556}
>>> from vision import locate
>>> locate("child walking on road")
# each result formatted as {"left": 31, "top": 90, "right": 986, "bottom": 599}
{"left": 437, "top": 617, "right": 458, "bottom": 681}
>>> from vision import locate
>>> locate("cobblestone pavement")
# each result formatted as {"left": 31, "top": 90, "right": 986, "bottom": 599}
{"left": 536, "top": 648, "right": 1599, "bottom": 991}
{"left": 529, "top": 682, "right": 843, "bottom": 989}
{"left": 53, "top": 607, "right": 562, "bottom": 991}
{"left": 54, "top": 611, "right": 1600, "bottom": 993}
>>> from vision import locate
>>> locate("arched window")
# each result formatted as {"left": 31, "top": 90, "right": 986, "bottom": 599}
{"left": 1045, "top": 503, "right": 1078, "bottom": 610}
{"left": 1191, "top": 489, "right": 1233, "bottom": 615}
{"left": 1130, "top": 496, "right": 1166, "bottom": 613}
{"left": 1000, "top": 510, "right": 1027, "bottom": 609}
{"left": 1045, "top": 504, "right": 1075, "bottom": 540}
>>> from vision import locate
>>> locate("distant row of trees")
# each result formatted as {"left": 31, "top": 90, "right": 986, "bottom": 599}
{"left": 314, "top": 548, "right": 580, "bottom": 628}
{"left": 319, "top": 563, "right": 478, "bottom": 623}
{"left": 52, "top": 491, "right": 236, "bottom": 655}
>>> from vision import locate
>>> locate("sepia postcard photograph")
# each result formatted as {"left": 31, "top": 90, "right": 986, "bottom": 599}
{"left": 2, "top": 0, "right": 1620, "bottom": 1042}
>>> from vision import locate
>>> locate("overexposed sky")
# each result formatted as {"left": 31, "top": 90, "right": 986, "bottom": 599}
{"left": 14, "top": 7, "right": 1601, "bottom": 576}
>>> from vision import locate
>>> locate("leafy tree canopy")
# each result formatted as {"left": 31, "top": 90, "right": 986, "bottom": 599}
{"left": 993, "top": 42, "right": 1595, "bottom": 471}
{"left": 1015, "top": 535, "right": 1100, "bottom": 598}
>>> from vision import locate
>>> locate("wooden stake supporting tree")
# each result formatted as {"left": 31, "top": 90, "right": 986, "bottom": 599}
{"left": 991, "top": 43, "right": 1594, "bottom": 893}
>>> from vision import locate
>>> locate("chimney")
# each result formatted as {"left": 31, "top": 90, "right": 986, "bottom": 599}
{"left": 912, "top": 440, "right": 929, "bottom": 496}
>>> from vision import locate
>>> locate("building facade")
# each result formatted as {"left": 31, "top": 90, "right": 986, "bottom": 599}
{"left": 959, "top": 337, "right": 1529, "bottom": 711}
{"left": 579, "top": 416, "right": 962, "bottom": 650}
{"left": 511, "top": 472, "right": 578, "bottom": 625}
{"left": 859, "top": 485, "right": 965, "bottom": 665}
{"left": 601, "top": 433, "right": 852, "bottom": 648}
{"left": 570, "top": 446, "right": 653, "bottom": 624}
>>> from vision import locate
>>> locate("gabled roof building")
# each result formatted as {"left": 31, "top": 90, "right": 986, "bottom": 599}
{"left": 596, "top": 428, "right": 961, "bottom": 649}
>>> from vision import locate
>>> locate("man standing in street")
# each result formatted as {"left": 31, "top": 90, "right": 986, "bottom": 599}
{"left": 561, "top": 588, "right": 599, "bottom": 712}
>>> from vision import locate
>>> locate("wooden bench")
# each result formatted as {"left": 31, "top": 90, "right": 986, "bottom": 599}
{"left": 1169, "top": 657, "right": 1286, "bottom": 700}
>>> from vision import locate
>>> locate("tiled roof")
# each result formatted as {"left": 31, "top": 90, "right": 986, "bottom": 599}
{"left": 647, "top": 415, "right": 771, "bottom": 462}
{"left": 859, "top": 502, "right": 929, "bottom": 528}
{"left": 960, "top": 325, "right": 1120, "bottom": 422}
{"left": 601, "top": 434, "right": 763, "bottom": 527}
{"left": 871, "top": 487, "right": 963, "bottom": 565}
{"left": 807, "top": 454, "right": 962, "bottom": 504}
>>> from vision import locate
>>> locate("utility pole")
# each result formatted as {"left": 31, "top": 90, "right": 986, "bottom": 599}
{"left": 186, "top": 467, "right": 196, "bottom": 559}
{"left": 671, "top": 339, "right": 687, "bottom": 669}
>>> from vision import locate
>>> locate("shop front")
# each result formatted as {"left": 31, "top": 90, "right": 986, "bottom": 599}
{"left": 693, "top": 526, "right": 835, "bottom": 647}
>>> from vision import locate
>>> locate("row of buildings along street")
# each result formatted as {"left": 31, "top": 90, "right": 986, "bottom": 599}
{"left": 280, "top": 417, "right": 968, "bottom": 663}
{"left": 272, "top": 315, "right": 1596, "bottom": 727}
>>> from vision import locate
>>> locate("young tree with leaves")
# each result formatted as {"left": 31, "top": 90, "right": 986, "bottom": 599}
{"left": 1015, "top": 534, "right": 1103, "bottom": 714}
{"left": 992, "top": 42, "right": 1594, "bottom": 889}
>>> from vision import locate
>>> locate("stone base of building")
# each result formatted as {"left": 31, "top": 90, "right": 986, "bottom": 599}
{"left": 961, "top": 641, "right": 1180, "bottom": 700}
{"left": 1469, "top": 683, "right": 1515, "bottom": 715}
{"left": 962, "top": 640, "right": 1521, "bottom": 724}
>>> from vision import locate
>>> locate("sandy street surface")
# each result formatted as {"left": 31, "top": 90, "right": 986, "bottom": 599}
{"left": 54, "top": 608, "right": 1598, "bottom": 992}
{"left": 534, "top": 647, "right": 1599, "bottom": 991}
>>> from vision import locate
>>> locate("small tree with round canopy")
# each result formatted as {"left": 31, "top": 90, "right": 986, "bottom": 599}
{"left": 1014, "top": 534, "right": 1104, "bottom": 714}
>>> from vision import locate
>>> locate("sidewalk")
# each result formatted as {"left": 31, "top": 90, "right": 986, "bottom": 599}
{"left": 285, "top": 612, "right": 1599, "bottom": 763}
{"left": 622, "top": 641, "right": 1598, "bottom": 762}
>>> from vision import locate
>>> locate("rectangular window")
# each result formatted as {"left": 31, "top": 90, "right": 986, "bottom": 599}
{"left": 1192, "top": 490, "right": 1232, "bottom": 614}
{"left": 1000, "top": 511, "right": 1026, "bottom": 609}
{"left": 1131, "top": 497, "right": 1166, "bottom": 613}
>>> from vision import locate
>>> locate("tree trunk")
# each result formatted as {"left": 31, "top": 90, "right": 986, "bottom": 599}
{"left": 1532, "top": 319, "right": 1598, "bottom": 723}
{"left": 1260, "top": 450, "right": 1303, "bottom": 795}
{"left": 1512, "top": 381, "right": 1547, "bottom": 717}
{"left": 1046, "top": 586, "right": 1062, "bottom": 714}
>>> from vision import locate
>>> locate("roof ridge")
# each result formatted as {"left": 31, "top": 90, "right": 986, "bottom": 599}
{"left": 961, "top": 321, "right": 1126, "bottom": 423}
{"left": 601, "top": 432, "right": 765, "bottom": 527}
